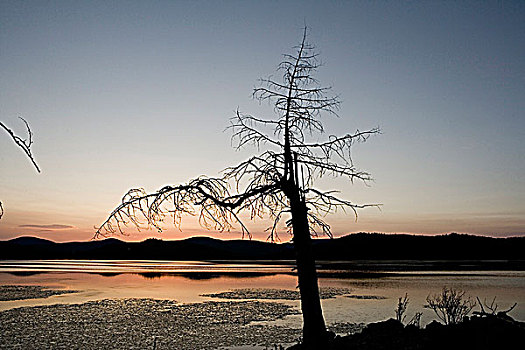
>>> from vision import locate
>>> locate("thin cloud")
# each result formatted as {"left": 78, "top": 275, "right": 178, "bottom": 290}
{"left": 19, "top": 224, "right": 74, "bottom": 230}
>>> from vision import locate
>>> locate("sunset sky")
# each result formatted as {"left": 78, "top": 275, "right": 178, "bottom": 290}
{"left": 1, "top": 1, "right": 524, "bottom": 242}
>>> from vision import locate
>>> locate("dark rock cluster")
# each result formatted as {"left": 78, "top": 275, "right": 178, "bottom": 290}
{"left": 290, "top": 314, "right": 525, "bottom": 350}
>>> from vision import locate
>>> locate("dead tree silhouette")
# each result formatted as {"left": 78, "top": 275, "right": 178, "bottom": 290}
{"left": 96, "top": 28, "right": 379, "bottom": 348}
{"left": 0, "top": 117, "right": 41, "bottom": 219}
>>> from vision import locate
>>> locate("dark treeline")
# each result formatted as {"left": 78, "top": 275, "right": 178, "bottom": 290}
{"left": 1, "top": 233, "right": 524, "bottom": 264}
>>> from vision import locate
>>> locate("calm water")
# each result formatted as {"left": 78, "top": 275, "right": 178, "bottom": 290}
{"left": 1, "top": 260, "right": 524, "bottom": 326}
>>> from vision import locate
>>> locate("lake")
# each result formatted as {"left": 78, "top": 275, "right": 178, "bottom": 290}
{"left": 1, "top": 259, "right": 524, "bottom": 327}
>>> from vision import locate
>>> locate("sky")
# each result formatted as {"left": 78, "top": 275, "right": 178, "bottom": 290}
{"left": 1, "top": 0, "right": 524, "bottom": 242}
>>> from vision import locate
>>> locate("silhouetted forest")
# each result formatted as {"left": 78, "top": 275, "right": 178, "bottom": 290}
{"left": 1, "top": 233, "right": 524, "bottom": 263}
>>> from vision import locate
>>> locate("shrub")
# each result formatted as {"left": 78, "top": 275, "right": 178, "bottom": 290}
{"left": 395, "top": 293, "right": 409, "bottom": 322}
{"left": 425, "top": 287, "right": 476, "bottom": 324}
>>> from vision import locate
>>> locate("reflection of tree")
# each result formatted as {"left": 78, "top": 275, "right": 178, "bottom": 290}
{"left": 96, "top": 28, "right": 379, "bottom": 347}
{"left": 0, "top": 117, "right": 41, "bottom": 220}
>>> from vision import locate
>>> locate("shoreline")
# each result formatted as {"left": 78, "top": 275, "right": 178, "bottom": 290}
{"left": 2, "top": 284, "right": 524, "bottom": 349}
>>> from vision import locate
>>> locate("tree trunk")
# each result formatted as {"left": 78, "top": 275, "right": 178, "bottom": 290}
{"left": 290, "top": 192, "right": 328, "bottom": 348}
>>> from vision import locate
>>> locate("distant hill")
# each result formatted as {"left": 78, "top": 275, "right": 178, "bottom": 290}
{"left": 0, "top": 233, "right": 524, "bottom": 262}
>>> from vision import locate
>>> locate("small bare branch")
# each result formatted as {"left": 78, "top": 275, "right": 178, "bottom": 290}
{"left": 474, "top": 296, "right": 518, "bottom": 318}
{"left": 1, "top": 117, "right": 41, "bottom": 220}
{"left": 408, "top": 312, "right": 423, "bottom": 328}
{"left": 395, "top": 293, "right": 409, "bottom": 323}
{"left": 1, "top": 118, "right": 41, "bottom": 173}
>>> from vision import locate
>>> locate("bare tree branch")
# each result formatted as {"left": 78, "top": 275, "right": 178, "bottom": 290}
{"left": 95, "top": 177, "right": 279, "bottom": 239}
{"left": 1, "top": 117, "right": 41, "bottom": 220}
{"left": 474, "top": 296, "right": 518, "bottom": 318}
{"left": 1, "top": 117, "right": 41, "bottom": 173}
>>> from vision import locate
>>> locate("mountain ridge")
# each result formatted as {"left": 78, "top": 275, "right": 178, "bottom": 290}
{"left": 1, "top": 232, "right": 524, "bottom": 261}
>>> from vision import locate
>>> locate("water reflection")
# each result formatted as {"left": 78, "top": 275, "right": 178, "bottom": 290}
{"left": 0, "top": 260, "right": 294, "bottom": 275}
{"left": 0, "top": 260, "right": 524, "bottom": 325}
{"left": 6, "top": 271, "right": 44, "bottom": 277}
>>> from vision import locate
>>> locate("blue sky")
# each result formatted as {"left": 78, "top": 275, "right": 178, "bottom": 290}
{"left": 1, "top": 0, "right": 524, "bottom": 241}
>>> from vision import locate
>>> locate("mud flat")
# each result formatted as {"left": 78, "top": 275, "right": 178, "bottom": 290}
{"left": 0, "top": 285, "right": 78, "bottom": 301}
{"left": 0, "top": 297, "right": 363, "bottom": 349}
{"left": 202, "top": 287, "right": 353, "bottom": 300}
{"left": 344, "top": 295, "right": 387, "bottom": 300}
{"left": 0, "top": 298, "right": 298, "bottom": 349}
